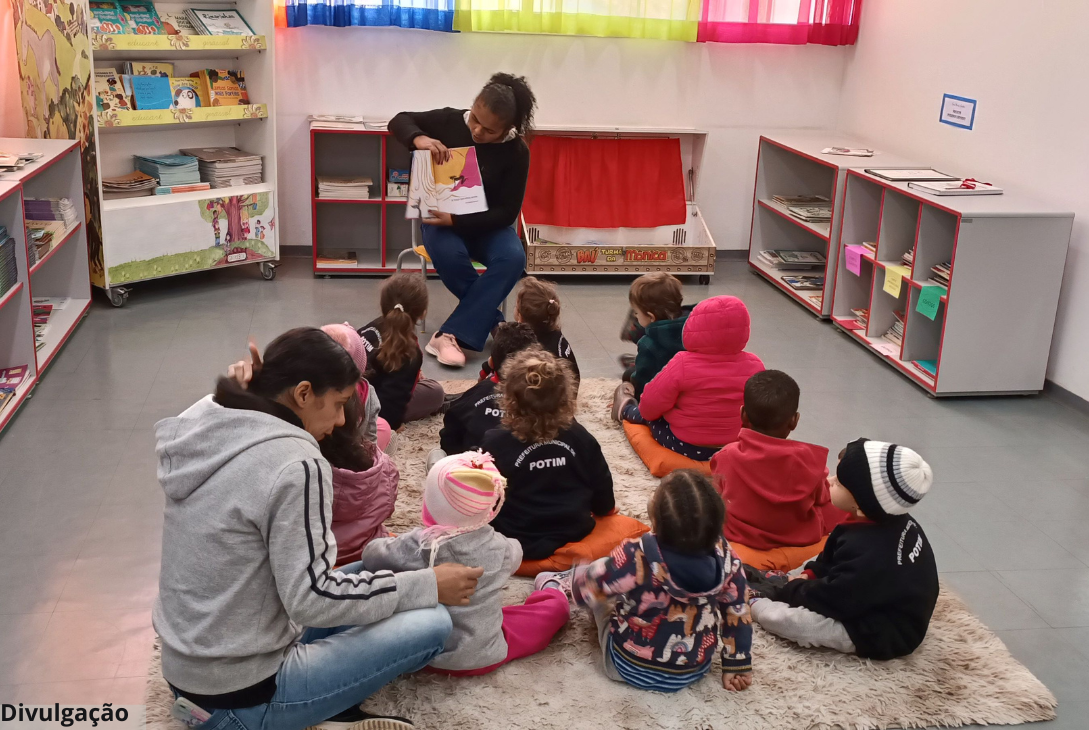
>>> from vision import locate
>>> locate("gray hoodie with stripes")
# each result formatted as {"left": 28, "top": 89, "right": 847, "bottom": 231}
{"left": 152, "top": 396, "right": 438, "bottom": 695}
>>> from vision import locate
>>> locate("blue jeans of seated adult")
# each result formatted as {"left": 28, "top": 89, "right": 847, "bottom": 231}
{"left": 192, "top": 562, "right": 452, "bottom": 730}
{"left": 422, "top": 223, "right": 525, "bottom": 352}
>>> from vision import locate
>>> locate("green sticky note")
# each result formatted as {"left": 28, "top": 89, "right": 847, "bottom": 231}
{"left": 916, "top": 285, "right": 944, "bottom": 321}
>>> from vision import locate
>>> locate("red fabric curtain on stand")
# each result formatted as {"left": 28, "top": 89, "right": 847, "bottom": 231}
{"left": 698, "top": 0, "right": 862, "bottom": 45}
{"left": 522, "top": 136, "right": 688, "bottom": 229}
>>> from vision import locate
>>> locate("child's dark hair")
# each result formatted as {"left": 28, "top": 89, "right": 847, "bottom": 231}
{"left": 743, "top": 370, "right": 799, "bottom": 431}
{"left": 499, "top": 348, "right": 576, "bottom": 443}
{"left": 491, "top": 322, "right": 538, "bottom": 374}
{"left": 629, "top": 273, "right": 683, "bottom": 322}
{"left": 516, "top": 276, "right": 561, "bottom": 340}
{"left": 477, "top": 72, "right": 536, "bottom": 137}
{"left": 652, "top": 469, "right": 725, "bottom": 555}
{"left": 215, "top": 327, "right": 360, "bottom": 423}
{"left": 377, "top": 273, "right": 428, "bottom": 372}
{"left": 319, "top": 390, "right": 375, "bottom": 472}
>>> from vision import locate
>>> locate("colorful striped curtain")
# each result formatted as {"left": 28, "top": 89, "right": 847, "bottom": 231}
{"left": 280, "top": 0, "right": 455, "bottom": 30}
{"left": 453, "top": 0, "right": 701, "bottom": 42}
{"left": 698, "top": 0, "right": 862, "bottom": 44}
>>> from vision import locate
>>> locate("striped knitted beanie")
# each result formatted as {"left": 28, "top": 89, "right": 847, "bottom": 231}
{"left": 321, "top": 323, "right": 367, "bottom": 374}
{"left": 420, "top": 451, "right": 506, "bottom": 565}
{"left": 836, "top": 438, "right": 933, "bottom": 520}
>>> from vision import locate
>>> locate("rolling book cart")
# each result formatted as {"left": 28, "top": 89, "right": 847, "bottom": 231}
{"left": 747, "top": 133, "right": 918, "bottom": 317}
{"left": 830, "top": 169, "right": 1073, "bottom": 396}
{"left": 0, "top": 139, "right": 91, "bottom": 432}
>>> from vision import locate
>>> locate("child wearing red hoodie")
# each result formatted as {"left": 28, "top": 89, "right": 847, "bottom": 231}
{"left": 615, "top": 295, "right": 764, "bottom": 461}
{"left": 711, "top": 370, "right": 849, "bottom": 571}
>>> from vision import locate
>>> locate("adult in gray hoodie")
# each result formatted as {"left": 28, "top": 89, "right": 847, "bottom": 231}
{"left": 153, "top": 328, "right": 483, "bottom": 730}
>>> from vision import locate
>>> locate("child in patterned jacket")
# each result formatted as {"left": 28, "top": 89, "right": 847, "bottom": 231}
{"left": 537, "top": 469, "right": 754, "bottom": 693}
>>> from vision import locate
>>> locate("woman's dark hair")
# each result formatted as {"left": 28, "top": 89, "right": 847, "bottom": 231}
{"left": 516, "top": 276, "right": 561, "bottom": 339}
{"left": 651, "top": 469, "right": 726, "bottom": 555}
{"left": 215, "top": 327, "right": 360, "bottom": 424}
{"left": 499, "top": 348, "right": 576, "bottom": 443}
{"left": 377, "top": 273, "right": 428, "bottom": 372}
{"left": 477, "top": 72, "right": 536, "bottom": 137}
{"left": 319, "top": 390, "right": 376, "bottom": 472}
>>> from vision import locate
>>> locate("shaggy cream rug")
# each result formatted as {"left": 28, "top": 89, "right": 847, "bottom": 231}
{"left": 145, "top": 378, "right": 1057, "bottom": 730}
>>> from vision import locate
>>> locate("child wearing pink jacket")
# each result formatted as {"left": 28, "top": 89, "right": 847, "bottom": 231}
{"left": 617, "top": 296, "right": 764, "bottom": 460}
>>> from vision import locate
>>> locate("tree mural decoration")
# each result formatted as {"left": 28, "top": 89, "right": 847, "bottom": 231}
{"left": 200, "top": 193, "right": 269, "bottom": 249}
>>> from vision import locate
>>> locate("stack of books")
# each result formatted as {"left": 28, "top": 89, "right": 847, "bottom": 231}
{"left": 0, "top": 151, "right": 43, "bottom": 173}
{"left": 911, "top": 359, "right": 937, "bottom": 380}
{"left": 757, "top": 249, "right": 826, "bottom": 270}
{"left": 317, "top": 176, "right": 373, "bottom": 200}
{"left": 24, "top": 198, "right": 77, "bottom": 229}
{"left": 0, "top": 228, "right": 16, "bottom": 299}
{"left": 862, "top": 241, "right": 877, "bottom": 255}
{"left": 851, "top": 307, "right": 869, "bottom": 330}
{"left": 179, "top": 147, "right": 263, "bottom": 188}
{"left": 134, "top": 154, "right": 201, "bottom": 187}
{"left": 930, "top": 261, "right": 951, "bottom": 287}
{"left": 883, "top": 310, "right": 905, "bottom": 347}
{"left": 781, "top": 274, "right": 824, "bottom": 291}
{"left": 772, "top": 194, "right": 830, "bottom": 206}
{"left": 788, "top": 204, "right": 832, "bottom": 222}
{"left": 33, "top": 300, "right": 55, "bottom": 351}
{"left": 901, "top": 249, "right": 914, "bottom": 269}
{"left": 26, "top": 222, "right": 66, "bottom": 266}
{"left": 102, "top": 170, "right": 158, "bottom": 199}
{"left": 0, "top": 364, "right": 29, "bottom": 414}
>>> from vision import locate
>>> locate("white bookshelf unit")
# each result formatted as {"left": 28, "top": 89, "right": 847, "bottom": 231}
{"left": 0, "top": 139, "right": 91, "bottom": 432}
{"left": 830, "top": 170, "right": 1073, "bottom": 396}
{"left": 748, "top": 133, "right": 917, "bottom": 317}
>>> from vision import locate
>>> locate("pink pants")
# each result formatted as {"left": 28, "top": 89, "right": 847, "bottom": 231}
{"left": 375, "top": 417, "right": 392, "bottom": 452}
{"left": 429, "top": 590, "right": 571, "bottom": 677}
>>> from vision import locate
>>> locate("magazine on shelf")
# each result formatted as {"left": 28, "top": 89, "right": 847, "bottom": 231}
{"left": 88, "top": 0, "right": 129, "bottom": 34}
{"left": 781, "top": 274, "right": 824, "bottom": 291}
{"left": 864, "top": 168, "right": 959, "bottom": 182}
{"left": 123, "top": 61, "right": 173, "bottom": 77}
{"left": 160, "top": 11, "right": 197, "bottom": 35}
{"left": 186, "top": 8, "right": 255, "bottom": 35}
{"left": 406, "top": 148, "right": 488, "bottom": 218}
{"left": 771, "top": 194, "right": 829, "bottom": 206}
{"left": 787, "top": 205, "right": 832, "bottom": 222}
{"left": 907, "top": 180, "right": 1003, "bottom": 196}
{"left": 821, "top": 147, "right": 874, "bottom": 157}
{"left": 757, "top": 250, "right": 819, "bottom": 271}
{"left": 772, "top": 249, "right": 826, "bottom": 265}
{"left": 118, "top": 0, "right": 161, "bottom": 34}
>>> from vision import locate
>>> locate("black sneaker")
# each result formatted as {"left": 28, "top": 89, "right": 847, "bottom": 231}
{"left": 742, "top": 564, "right": 789, "bottom": 599}
{"left": 308, "top": 706, "right": 414, "bottom": 730}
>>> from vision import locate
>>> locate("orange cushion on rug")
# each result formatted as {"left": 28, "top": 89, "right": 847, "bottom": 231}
{"left": 729, "top": 537, "right": 828, "bottom": 572}
{"left": 515, "top": 514, "right": 650, "bottom": 577}
{"left": 622, "top": 421, "right": 713, "bottom": 478}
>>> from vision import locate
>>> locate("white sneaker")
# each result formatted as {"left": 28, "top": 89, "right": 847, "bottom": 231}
{"left": 425, "top": 332, "right": 466, "bottom": 368}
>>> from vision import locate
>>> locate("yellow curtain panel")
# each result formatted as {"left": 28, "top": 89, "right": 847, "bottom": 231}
{"left": 453, "top": 0, "right": 700, "bottom": 41}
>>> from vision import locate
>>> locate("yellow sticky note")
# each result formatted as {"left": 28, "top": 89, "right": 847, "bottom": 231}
{"left": 883, "top": 265, "right": 910, "bottom": 298}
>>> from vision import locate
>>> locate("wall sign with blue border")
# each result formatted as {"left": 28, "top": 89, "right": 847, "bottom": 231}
{"left": 940, "top": 94, "right": 977, "bottom": 130}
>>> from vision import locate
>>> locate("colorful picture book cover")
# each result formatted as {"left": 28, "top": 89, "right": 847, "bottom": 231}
{"left": 127, "top": 74, "right": 172, "bottom": 110}
{"left": 170, "top": 79, "right": 202, "bottom": 109}
{"left": 406, "top": 148, "right": 487, "bottom": 219}
{"left": 190, "top": 70, "right": 249, "bottom": 107}
{"left": 119, "top": 0, "right": 161, "bottom": 34}
{"left": 95, "top": 69, "right": 131, "bottom": 111}
{"left": 160, "top": 11, "right": 197, "bottom": 35}
{"left": 88, "top": 0, "right": 129, "bottom": 34}
{"left": 125, "top": 61, "right": 173, "bottom": 77}
{"left": 189, "top": 8, "right": 255, "bottom": 35}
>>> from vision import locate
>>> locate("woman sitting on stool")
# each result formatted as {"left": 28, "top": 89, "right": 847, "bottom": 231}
{"left": 389, "top": 72, "right": 536, "bottom": 368}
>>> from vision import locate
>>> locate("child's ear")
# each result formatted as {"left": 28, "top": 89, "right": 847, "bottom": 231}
{"left": 488, "top": 356, "right": 495, "bottom": 369}
{"left": 788, "top": 412, "right": 801, "bottom": 431}
{"left": 740, "top": 406, "right": 752, "bottom": 429}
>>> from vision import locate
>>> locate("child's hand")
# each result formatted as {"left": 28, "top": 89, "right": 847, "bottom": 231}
{"left": 722, "top": 672, "right": 752, "bottom": 692}
{"left": 227, "top": 338, "right": 261, "bottom": 387}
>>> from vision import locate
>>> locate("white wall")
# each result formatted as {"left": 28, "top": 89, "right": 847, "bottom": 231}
{"left": 836, "top": 0, "right": 1089, "bottom": 398}
{"left": 274, "top": 27, "right": 848, "bottom": 253}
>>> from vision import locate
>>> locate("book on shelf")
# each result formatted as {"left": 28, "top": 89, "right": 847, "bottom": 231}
{"left": 907, "top": 179, "right": 1003, "bottom": 196}
{"left": 407, "top": 148, "right": 488, "bottom": 218}
{"left": 118, "top": 0, "right": 162, "bottom": 34}
{"left": 911, "top": 360, "right": 937, "bottom": 379}
{"left": 26, "top": 220, "right": 66, "bottom": 264}
{"left": 309, "top": 114, "right": 364, "bottom": 130}
{"left": 851, "top": 307, "right": 869, "bottom": 329}
{"left": 189, "top": 70, "right": 249, "bottom": 107}
{"left": 316, "top": 255, "right": 359, "bottom": 265}
{"left": 122, "top": 61, "right": 173, "bottom": 77}
{"left": 861, "top": 241, "right": 876, "bottom": 255}
{"left": 387, "top": 183, "right": 408, "bottom": 198}
{"left": 94, "top": 69, "right": 130, "bottom": 113}
{"left": 0, "top": 232, "right": 16, "bottom": 298}
{"left": 125, "top": 74, "right": 173, "bottom": 110}
{"left": 317, "top": 176, "right": 373, "bottom": 200}
{"left": 24, "top": 198, "right": 77, "bottom": 228}
{"left": 0, "top": 151, "right": 43, "bottom": 172}
{"left": 185, "top": 8, "right": 255, "bottom": 35}
{"left": 787, "top": 205, "right": 832, "bottom": 222}
{"left": 102, "top": 170, "right": 157, "bottom": 199}
{"left": 864, "top": 168, "right": 959, "bottom": 183}
{"left": 389, "top": 169, "right": 410, "bottom": 184}
{"left": 930, "top": 261, "right": 951, "bottom": 287}
{"left": 772, "top": 194, "right": 829, "bottom": 206}
{"left": 807, "top": 293, "right": 823, "bottom": 308}
{"left": 0, "top": 365, "right": 28, "bottom": 389}
{"left": 169, "top": 79, "right": 202, "bottom": 109}
{"left": 781, "top": 274, "right": 824, "bottom": 291}
{"left": 363, "top": 118, "right": 389, "bottom": 131}
{"left": 821, "top": 147, "right": 874, "bottom": 157}
{"left": 88, "top": 0, "right": 129, "bottom": 34}
{"left": 179, "top": 147, "right": 263, "bottom": 188}
{"left": 134, "top": 154, "right": 200, "bottom": 186}
{"left": 160, "top": 11, "right": 198, "bottom": 35}
{"left": 901, "top": 249, "right": 914, "bottom": 268}
{"left": 883, "top": 310, "right": 905, "bottom": 347}
{"left": 155, "top": 183, "right": 212, "bottom": 195}
{"left": 757, "top": 250, "right": 824, "bottom": 270}
{"left": 32, "top": 296, "right": 71, "bottom": 310}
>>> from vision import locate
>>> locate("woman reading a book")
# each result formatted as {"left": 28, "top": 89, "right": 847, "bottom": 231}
{"left": 390, "top": 72, "right": 536, "bottom": 368}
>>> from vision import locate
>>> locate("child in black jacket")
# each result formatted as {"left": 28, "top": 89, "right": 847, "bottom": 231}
{"left": 750, "top": 438, "right": 938, "bottom": 660}
{"left": 484, "top": 349, "right": 613, "bottom": 561}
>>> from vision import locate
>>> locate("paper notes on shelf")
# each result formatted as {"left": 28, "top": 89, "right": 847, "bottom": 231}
{"left": 845, "top": 245, "right": 867, "bottom": 276}
{"left": 873, "top": 342, "right": 900, "bottom": 358}
{"left": 916, "top": 285, "right": 945, "bottom": 321}
{"left": 882, "top": 265, "right": 910, "bottom": 298}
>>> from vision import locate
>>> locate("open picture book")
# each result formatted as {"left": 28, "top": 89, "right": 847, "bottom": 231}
{"left": 406, "top": 147, "right": 488, "bottom": 219}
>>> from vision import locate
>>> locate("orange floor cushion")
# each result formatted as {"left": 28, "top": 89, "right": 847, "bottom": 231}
{"left": 622, "top": 421, "right": 714, "bottom": 478}
{"left": 515, "top": 514, "right": 650, "bottom": 576}
{"left": 729, "top": 537, "right": 828, "bottom": 572}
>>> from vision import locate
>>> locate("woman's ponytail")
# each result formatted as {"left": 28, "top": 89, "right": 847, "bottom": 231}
{"left": 478, "top": 72, "right": 537, "bottom": 137}
{"left": 376, "top": 273, "right": 429, "bottom": 371}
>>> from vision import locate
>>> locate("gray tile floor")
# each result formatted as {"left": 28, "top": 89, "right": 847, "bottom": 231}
{"left": 1, "top": 257, "right": 1088, "bottom": 727}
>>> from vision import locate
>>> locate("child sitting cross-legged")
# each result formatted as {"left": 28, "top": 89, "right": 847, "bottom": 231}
{"left": 428, "top": 322, "right": 538, "bottom": 471}
{"left": 749, "top": 439, "right": 938, "bottom": 660}
{"left": 361, "top": 451, "right": 570, "bottom": 674}
{"left": 711, "top": 370, "right": 849, "bottom": 571}
{"left": 537, "top": 470, "right": 754, "bottom": 693}
{"left": 621, "top": 273, "right": 692, "bottom": 397}
{"left": 483, "top": 349, "right": 615, "bottom": 562}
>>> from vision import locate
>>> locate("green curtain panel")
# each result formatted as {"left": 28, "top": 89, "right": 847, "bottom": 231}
{"left": 453, "top": 0, "right": 700, "bottom": 41}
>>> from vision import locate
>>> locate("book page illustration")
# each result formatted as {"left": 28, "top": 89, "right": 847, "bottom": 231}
{"left": 406, "top": 147, "right": 487, "bottom": 219}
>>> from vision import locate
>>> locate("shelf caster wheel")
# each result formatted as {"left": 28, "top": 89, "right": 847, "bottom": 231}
{"left": 260, "top": 262, "right": 277, "bottom": 281}
{"left": 106, "top": 287, "right": 129, "bottom": 308}
{"left": 698, "top": 275, "right": 710, "bottom": 285}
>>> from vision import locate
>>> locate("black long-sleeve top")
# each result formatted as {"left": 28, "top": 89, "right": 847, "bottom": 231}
{"left": 769, "top": 515, "right": 939, "bottom": 660}
{"left": 388, "top": 107, "right": 530, "bottom": 234}
{"left": 439, "top": 378, "right": 503, "bottom": 455}
{"left": 483, "top": 420, "right": 615, "bottom": 561}
{"left": 358, "top": 317, "right": 421, "bottom": 431}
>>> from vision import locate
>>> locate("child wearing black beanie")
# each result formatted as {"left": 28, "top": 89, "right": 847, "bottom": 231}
{"left": 749, "top": 438, "right": 940, "bottom": 660}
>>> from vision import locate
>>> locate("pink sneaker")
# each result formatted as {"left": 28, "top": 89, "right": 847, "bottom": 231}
{"left": 426, "top": 332, "right": 466, "bottom": 368}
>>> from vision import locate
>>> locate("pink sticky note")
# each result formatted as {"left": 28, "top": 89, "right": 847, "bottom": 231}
{"left": 845, "top": 245, "right": 866, "bottom": 276}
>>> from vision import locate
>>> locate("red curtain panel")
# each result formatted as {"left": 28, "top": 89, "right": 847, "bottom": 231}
{"left": 698, "top": 0, "right": 862, "bottom": 45}
{"left": 523, "top": 136, "right": 687, "bottom": 229}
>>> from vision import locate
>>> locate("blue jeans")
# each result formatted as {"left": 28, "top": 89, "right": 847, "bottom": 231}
{"left": 192, "top": 563, "right": 452, "bottom": 730}
{"left": 422, "top": 224, "right": 525, "bottom": 351}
